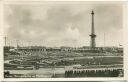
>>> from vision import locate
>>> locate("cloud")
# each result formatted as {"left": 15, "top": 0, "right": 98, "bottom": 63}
{"left": 4, "top": 3, "right": 123, "bottom": 47}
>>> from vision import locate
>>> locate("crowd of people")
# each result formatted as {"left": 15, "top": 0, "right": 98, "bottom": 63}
{"left": 65, "top": 69, "right": 123, "bottom": 77}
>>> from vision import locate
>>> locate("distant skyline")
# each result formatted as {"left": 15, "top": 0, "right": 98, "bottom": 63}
{"left": 4, "top": 2, "right": 123, "bottom": 47}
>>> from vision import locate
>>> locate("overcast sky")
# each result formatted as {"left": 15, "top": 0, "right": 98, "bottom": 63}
{"left": 4, "top": 2, "right": 123, "bottom": 47}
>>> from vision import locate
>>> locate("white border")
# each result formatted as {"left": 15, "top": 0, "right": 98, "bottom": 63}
{"left": 0, "top": 1, "right": 127, "bottom": 81}
{"left": 0, "top": 0, "right": 4, "bottom": 81}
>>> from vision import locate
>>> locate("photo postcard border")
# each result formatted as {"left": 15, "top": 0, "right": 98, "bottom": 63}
{"left": 0, "top": 0, "right": 128, "bottom": 81}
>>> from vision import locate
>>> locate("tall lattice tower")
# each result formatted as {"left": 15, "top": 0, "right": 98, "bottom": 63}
{"left": 90, "top": 10, "right": 96, "bottom": 49}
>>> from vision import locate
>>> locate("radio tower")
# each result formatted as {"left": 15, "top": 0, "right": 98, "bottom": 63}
{"left": 4, "top": 36, "right": 7, "bottom": 46}
{"left": 90, "top": 10, "right": 96, "bottom": 49}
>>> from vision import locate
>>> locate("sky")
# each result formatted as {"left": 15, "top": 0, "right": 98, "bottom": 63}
{"left": 4, "top": 2, "right": 123, "bottom": 47}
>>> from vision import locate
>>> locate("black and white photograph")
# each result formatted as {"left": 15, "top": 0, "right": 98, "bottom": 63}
{"left": 3, "top": 1, "right": 124, "bottom": 78}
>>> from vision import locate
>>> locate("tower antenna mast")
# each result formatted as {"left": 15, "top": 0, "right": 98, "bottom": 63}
{"left": 4, "top": 36, "right": 7, "bottom": 46}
